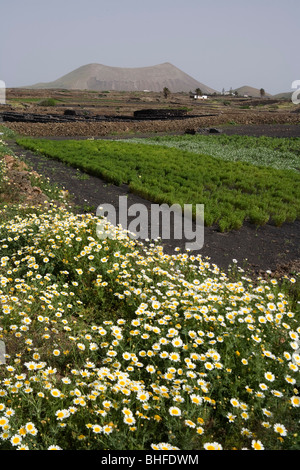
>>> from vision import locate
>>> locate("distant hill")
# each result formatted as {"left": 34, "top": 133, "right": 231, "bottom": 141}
{"left": 233, "top": 85, "right": 273, "bottom": 98}
{"left": 25, "top": 62, "right": 217, "bottom": 94}
{"left": 273, "top": 91, "right": 293, "bottom": 100}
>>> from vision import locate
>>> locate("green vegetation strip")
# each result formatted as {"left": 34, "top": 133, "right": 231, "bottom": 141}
{"left": 123, "top": 134, "right": 300, "bottom": 172}
{"left": 17, "top": 137, "right": 300, "bottom": 231}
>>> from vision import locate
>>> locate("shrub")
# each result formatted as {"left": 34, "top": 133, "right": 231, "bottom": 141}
{"left": 38, "top": 98, "right": 57, "bottom": 107}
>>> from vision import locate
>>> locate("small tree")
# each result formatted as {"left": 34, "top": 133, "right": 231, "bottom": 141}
{"left": 195, "top": 88, "right": 202, "bottom": 97}
{"left": 163, "top": 87, "right": 171, "bottom": 99}
{"left": 260, "top": 88, "right": 265, "bottom": 98}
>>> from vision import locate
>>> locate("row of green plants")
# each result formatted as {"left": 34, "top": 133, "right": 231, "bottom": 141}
{"left": 124, "top": 134, "right": 300, "bottom": 172}
{"left": 16, "top": 137, "right": 300, "bottom": 232}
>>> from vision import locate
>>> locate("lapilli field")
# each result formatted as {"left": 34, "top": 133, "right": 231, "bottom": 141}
{"left": 0, "top": 134, "right": 299, "bottom": 450}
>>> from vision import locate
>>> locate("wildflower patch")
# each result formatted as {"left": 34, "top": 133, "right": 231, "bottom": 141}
{"left": 0, "top": 206, "right": 299, "bottom": 450}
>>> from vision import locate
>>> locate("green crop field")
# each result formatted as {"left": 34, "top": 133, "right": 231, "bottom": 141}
{"left": 17, "top": 135, "right": 300, "bottom": 231}
{"left": 123, "top": 134, "right": 300, "bottom": 172}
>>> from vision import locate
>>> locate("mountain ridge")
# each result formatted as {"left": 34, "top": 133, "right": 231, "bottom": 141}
{"left": 24, "top": 62, "right": 217, "bottom": 94}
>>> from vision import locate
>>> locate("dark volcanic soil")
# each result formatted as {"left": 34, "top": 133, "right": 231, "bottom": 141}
{"left": 218, "top": 124, "right": 300, "bottom": 138}
{"left": 8, "top": 124, "right": 300, "bottom": 277}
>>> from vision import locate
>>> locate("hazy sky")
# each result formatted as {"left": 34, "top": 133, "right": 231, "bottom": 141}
{"left": 1, "top": 0, "right": 299, "bottom": 94}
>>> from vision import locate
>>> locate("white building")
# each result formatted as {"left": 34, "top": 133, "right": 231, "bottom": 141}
{"left": 194, "top": 94, "right": 208, "bottom": 100}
